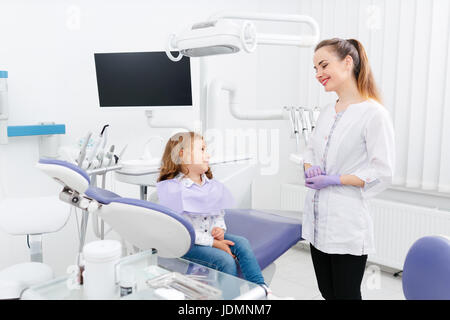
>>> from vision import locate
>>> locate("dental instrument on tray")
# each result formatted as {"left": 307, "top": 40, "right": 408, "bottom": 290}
{"left": 310, "top": 106, "right": 320, "bottom": 131}
{"left": 96, "top": 125, "right": 109, "bottom": 168}
{"left": 299, "top": 107, "right": 311, "bottom": 143}
{"left": 286, "top": 106, "right": 321, "bottom": 167}
{"left": 287, "top": 107, "right": 301, "bottom": 153}
{"left": 77, "top": 131, "right": 92, "bottom": 168}
{"left": 85, "top": 124, "right": 109, "bottom": 169}
{"left": 100, "top": 145, "right": 116, "bottom": 186}
{"left": 105, "top": 145, "right": 115, "bottom": 167}
{"left": 114, "top": 144, "right": 128, "bottom": 165}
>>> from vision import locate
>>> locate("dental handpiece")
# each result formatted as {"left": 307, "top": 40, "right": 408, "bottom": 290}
{"left": 288, "top": 108, "right": 297, "bottom": 134}
{"left": 308, "top": 109, "right": 316, "bottom": 131}
{"left": 106, "top": 145, "right": 115, "bottom": 167}
{"left": 97, "top": 150, "right": 105, "bottom": 169}
{"left": 299, "top": 108, "right": 310, "bottom": 143}
{"left": 77, "top": 132, "right": 92, "bottom": 167}
{"left": 304, "top": 108, "right": 313, "bottom": 132}
{"left": 115, "top": 144, "right": 128, "bottom": 164}
{"left": 86, "top": 138, "right": 102, "bottom": 168}
{"left": 291, "top": 108, "right": 301, "bottom": 152}
{"left": 312, "top": 107, "right": 321, "bottom": 131}
{"left": 97, "top": 125, "right": 110, "bottom": 168}
{"left": 294, "top": 107, "right": 303, "bottom": 142}
{"left": 289, "top": 107, "right": 298, "bottom": 135}
{"left": 100, "top": 125, "right": 109, "bottom": 150}
{"left": 86, "top": 125, "right": 109, "bottom": 169}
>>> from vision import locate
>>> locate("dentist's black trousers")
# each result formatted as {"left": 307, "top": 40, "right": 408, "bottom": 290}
{"left": 310, "top": 244, "right": 368, "bottom": 300}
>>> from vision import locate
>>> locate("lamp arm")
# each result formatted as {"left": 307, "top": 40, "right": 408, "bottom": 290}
{"left": 208, "top": 12, "right": 320, "bottom": 47}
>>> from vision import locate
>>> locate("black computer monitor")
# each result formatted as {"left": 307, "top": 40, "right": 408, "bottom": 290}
{"left": 94, "top": 51, "right": 194, "bottom": 108}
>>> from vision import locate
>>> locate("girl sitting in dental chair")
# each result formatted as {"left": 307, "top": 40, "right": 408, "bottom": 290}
{"left": 156, "top": 131, "right": 289, "bottom": 300}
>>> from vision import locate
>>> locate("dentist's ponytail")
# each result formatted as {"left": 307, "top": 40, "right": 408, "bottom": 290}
{"left": 315, "top": 38, "right": 382, "bottom": 103}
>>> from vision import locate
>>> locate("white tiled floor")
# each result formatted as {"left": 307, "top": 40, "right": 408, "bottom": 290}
{"left": 268, "top": 243, "right": 405, "bottom": 300}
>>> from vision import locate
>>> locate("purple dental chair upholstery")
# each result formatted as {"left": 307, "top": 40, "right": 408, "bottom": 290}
{"left": 402, "top": 235, "right": 450, "bottom": 300}
{"left": 225, "top": 209, "right": 302, "bottom": 271}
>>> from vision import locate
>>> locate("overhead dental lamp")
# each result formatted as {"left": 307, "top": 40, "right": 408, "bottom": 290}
{"left": 166, "top": 12, "right": 320, "bottom": 61}
{"left": 166, "top": 20, "right": 257, "bottom": 61}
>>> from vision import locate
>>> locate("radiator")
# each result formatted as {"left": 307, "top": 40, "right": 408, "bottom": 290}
{"left": 280, "top": 183, "right": 450, "bottom": 270}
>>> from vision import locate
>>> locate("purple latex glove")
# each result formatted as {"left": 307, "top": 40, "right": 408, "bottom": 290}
{"left": 305, "top": 174, "right": 341, "bottom": 190}
{"left": 304, "top": 165, "right": 324, "bottom": 178}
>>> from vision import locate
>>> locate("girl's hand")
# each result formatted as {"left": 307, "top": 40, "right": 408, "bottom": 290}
{"left": 213, "top": 239, "right": 235, "bottom": 258}
{"left": 211, "top": 227, "right": 225, "bottom": 240}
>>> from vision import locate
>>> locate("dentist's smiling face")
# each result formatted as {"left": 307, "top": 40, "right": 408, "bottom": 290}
{"left": 313, "top": 46, "right": 354, "bottom": 93}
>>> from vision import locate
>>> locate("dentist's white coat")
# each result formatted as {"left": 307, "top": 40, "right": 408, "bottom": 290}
{"left": 302, "top": 99, "right": 395, "bottom": 255}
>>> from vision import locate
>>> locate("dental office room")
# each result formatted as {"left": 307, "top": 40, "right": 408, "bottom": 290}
{"left": 0, "top": 0, "right": 449, "bottom": 308}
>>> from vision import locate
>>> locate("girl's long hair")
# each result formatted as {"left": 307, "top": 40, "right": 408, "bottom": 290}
{"left": 157, "top": 131, "right": 213, "bottom": 182}
{"left": 315, "top": 38, "right": 382, "bottom": 103}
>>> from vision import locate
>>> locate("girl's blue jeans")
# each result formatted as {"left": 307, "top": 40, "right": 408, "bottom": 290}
{"left": 182, "top": 233, "right": 266, "bottom": 285}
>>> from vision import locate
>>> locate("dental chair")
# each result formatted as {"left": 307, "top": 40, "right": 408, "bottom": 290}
{"left": 0, "top": 196, "right": 71, "bottom": 299}
{"left": 36, "top": 159, "right": 302, "bottom": 284}
{"left": 402, "top": 235, "right": 450, "bottom": 300}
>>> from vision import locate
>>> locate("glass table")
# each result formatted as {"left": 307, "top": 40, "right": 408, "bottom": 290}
{"left": 22, "top": 250, "right": 266, "bottom": 300}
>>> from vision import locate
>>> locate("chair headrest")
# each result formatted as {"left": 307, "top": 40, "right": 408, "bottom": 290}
{"left": 402, "top": 235, "right": 450, "bottom": 300}
{"left": 36, "top": 159, "right": 90, "bottom": 194}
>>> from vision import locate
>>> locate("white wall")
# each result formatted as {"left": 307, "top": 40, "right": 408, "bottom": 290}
{"left": 0, "top": 0, "right": 308, "bottom": 276}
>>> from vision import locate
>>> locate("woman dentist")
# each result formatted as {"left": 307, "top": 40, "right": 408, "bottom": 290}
{"left": 302, "top": 38, "right": 395, "bottom": 300}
